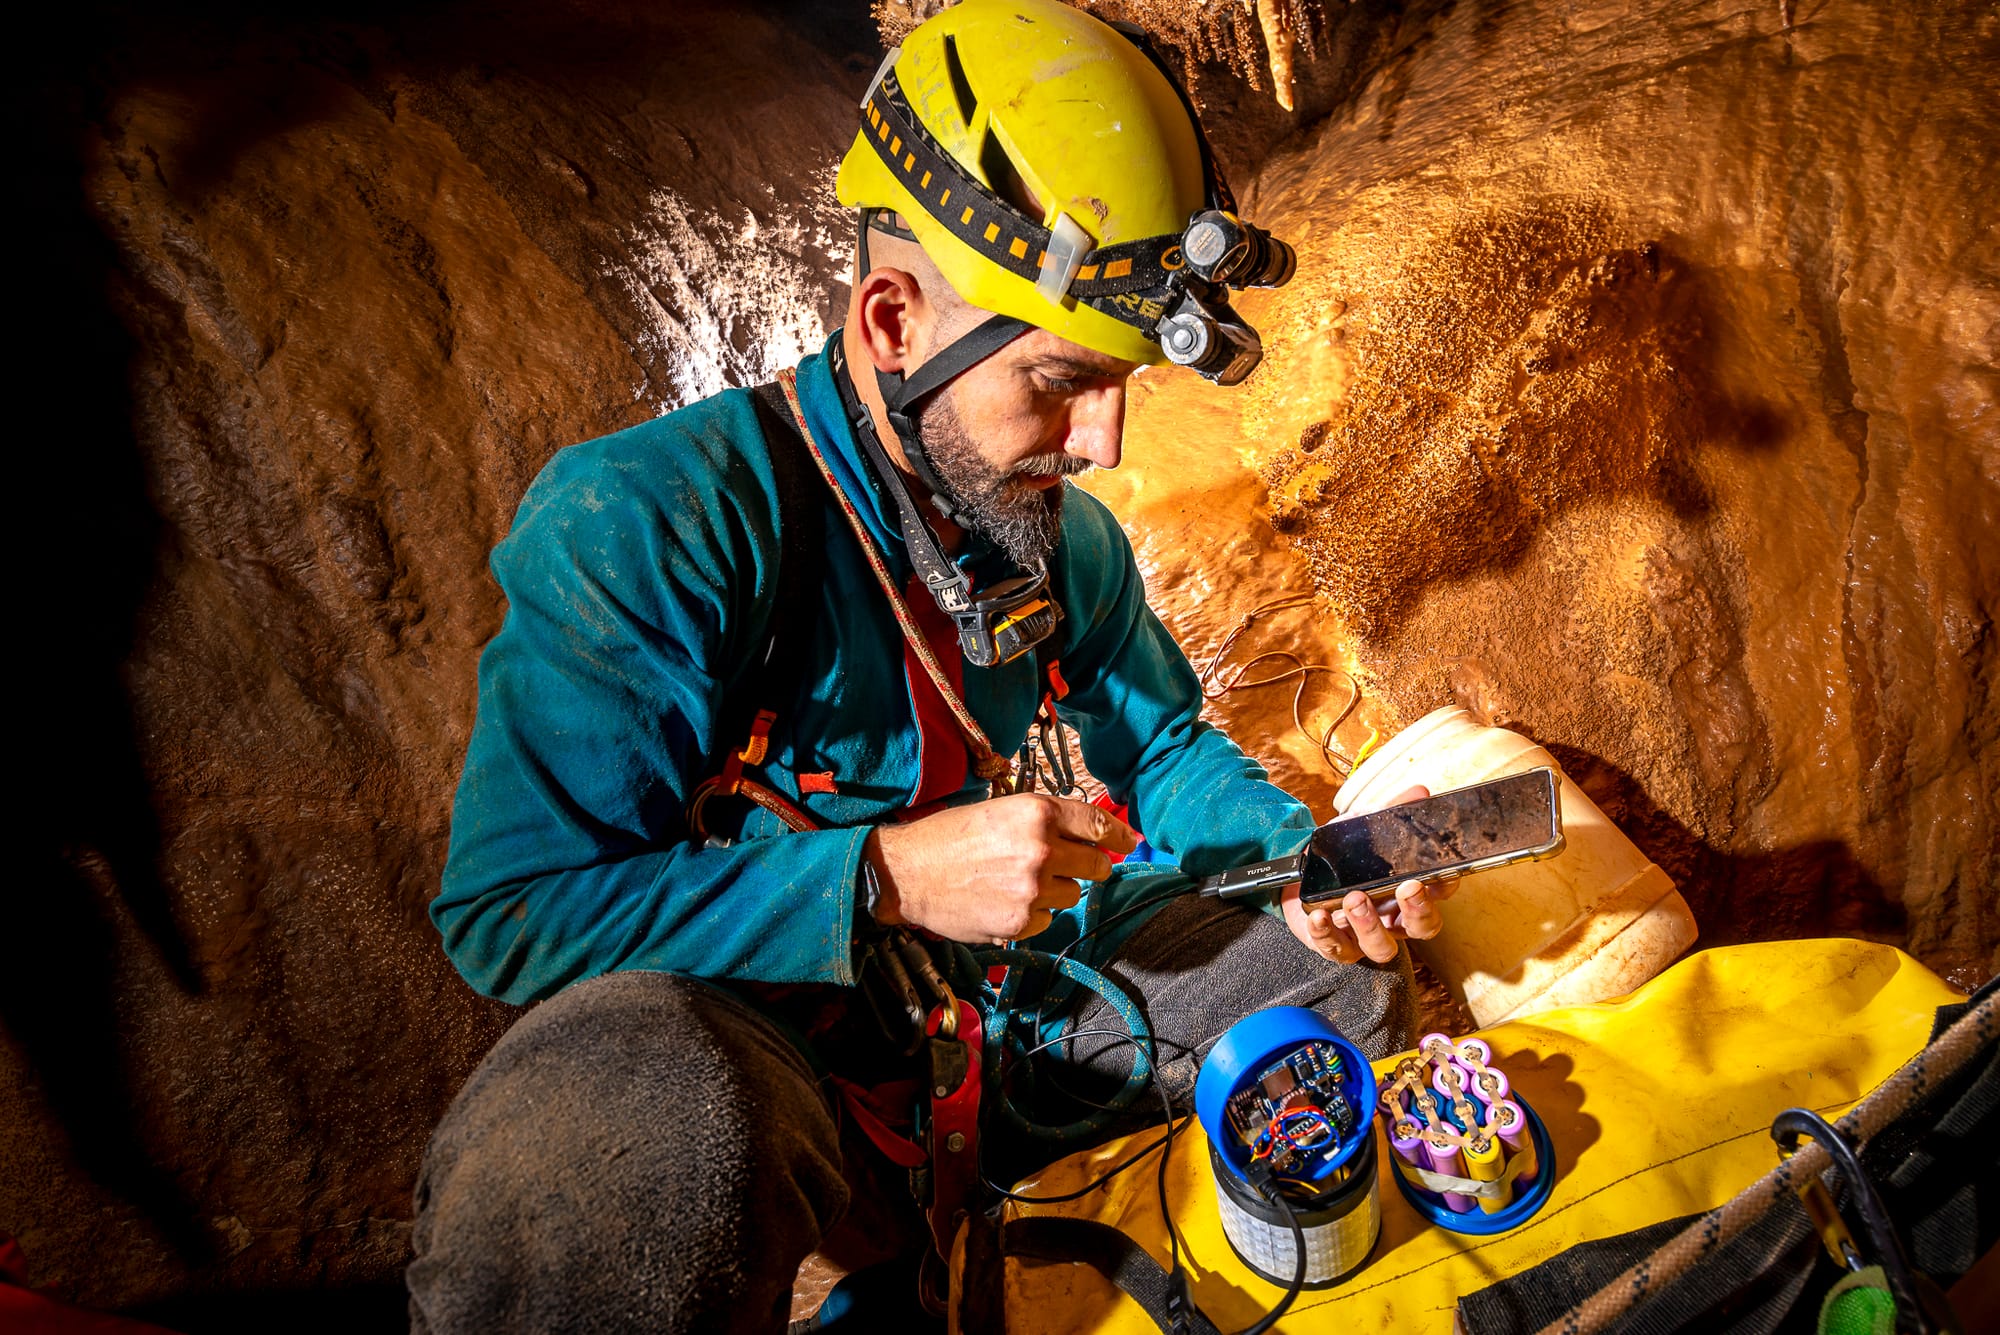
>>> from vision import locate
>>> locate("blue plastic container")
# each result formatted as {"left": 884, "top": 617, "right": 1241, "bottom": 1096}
{"left": 1194, "top": 1005, "right": 1377, "bottom": 1189}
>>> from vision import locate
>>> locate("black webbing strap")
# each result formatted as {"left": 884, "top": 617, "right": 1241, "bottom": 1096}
{"left": 862, "top": 73, "right": 1181, "bottom": 302}
{"left": 888, "top": 310, "right": 1034, "bottom": 410}
{"left": 849, "top": 212, "right": 1031, "bottom": 530}
{"left": 1001, "top": 1216, "right": 1220, "bottom": 1335}
{"left": 717, "top": 383, "right": 828, "bottom": 770}
{"left": 828, "top": 332, "right": 985, "bottom": 608}
{"left": 877, "top": 309, "right": 1032, "bottom": 534}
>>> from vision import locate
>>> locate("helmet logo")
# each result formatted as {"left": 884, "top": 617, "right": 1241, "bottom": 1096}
{"left": 1108, "top": 292, "right": 1169, "bottom": 322}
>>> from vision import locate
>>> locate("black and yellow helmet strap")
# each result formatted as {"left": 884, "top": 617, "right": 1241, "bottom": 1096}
{"left": 862, "top": 72, "right": 1189, "bottom": 338}
{"left": 859, "top": 24, "right": 1246, "bottom": 345}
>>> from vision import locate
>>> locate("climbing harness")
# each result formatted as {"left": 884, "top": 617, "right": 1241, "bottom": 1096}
{"left": 777, "top": 364, "right": 1160, "bottom": 1137}
{"left": 778, "top": 365, "right": 1020, "bottom": 784}
{"left": 689, "top": 369, "right": 1160, "bottom": 1316}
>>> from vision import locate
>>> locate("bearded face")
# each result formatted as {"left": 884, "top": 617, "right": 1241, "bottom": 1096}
{"left": 914, "top": 388, "right": 1093, "bottom": 569}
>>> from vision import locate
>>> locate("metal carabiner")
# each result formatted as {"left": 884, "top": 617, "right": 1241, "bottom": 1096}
{"left": 1036, "top": 712, "right": 1077, "bottom": 797}
{"left": 1771, "top": 1107, "right": 1959, "bottom": 1335}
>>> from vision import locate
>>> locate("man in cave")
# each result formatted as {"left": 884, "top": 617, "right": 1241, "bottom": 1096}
{"left": 406, "top": 2, "right": 1446, "bottom": 1329}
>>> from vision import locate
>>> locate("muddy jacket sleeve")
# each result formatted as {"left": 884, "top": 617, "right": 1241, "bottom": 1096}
{"left": 432, "top": 402, "right": 868, "bottom": 1005}
{"left": 1051, "top": 489, "right": 1316, "bottom": 882}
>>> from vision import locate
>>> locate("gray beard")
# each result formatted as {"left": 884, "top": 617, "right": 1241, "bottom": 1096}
{"left": 914, "top": 391, "right": 1092, "bottom": 569}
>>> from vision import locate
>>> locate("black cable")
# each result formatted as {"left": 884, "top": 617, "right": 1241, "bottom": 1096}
{"left": 1232, "top": 1183, "right": 1306, "bottom": 1335}
{"left": 979, "top": 1027, "right": 1198, "bottom": 1204}
{"left": 980, "top": 1031, "right": 1312, "bottom": 1335}
{"left": 985, "top": 1023, "right": 1309, "bottom": 1335}
{"left": 1020, "top": 1025, "right": 1195, "bottom": 1115}
{"left": 1156, "top": 1069, "right": 1181, "bottom": 1275}
{"left": 979, "top": 1115, "right": 1195, "bottom": 1205}
{"left": 1020, "top": 883, "right": 1193, "bottom": 1032}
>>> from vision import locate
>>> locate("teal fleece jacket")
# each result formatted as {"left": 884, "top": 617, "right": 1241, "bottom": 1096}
{"left": 435, "top": 336, "right": 1312, "bottom": 1004}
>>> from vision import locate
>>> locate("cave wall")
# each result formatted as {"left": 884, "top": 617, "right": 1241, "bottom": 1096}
{"left": 7, "top": 0, "right": 1995, "bottom": 1316}
{"left": 1095, "top": 0, "right": 1998, "bottom": 984}
{"left": 11, "top": 0, "right": 873, "bottom": 1308}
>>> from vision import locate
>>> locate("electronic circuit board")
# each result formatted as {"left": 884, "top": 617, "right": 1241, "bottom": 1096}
{"left": 1222, "top": 1040, "right": 1360, "bottom": 1182}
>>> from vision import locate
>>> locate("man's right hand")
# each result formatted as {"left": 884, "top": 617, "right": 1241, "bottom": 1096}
{"left": 865, "top": 793, "right": 1139, "bottom": 943}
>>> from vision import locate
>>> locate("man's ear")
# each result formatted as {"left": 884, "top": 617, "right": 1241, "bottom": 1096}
{"left": 854, "top": 267, "right": 928, "bottom": 376}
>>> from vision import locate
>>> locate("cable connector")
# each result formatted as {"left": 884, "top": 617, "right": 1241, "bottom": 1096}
{"left": 1163, "top": 1267, "right": 1195, "bottom": 1335}
{"left": 1243, "top": 1157, "right": 1281, "bottom": 1203}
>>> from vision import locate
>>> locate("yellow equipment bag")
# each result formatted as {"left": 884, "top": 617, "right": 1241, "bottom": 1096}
{"left": 978, "top": 938, "right": 1961, "bottom": 1333}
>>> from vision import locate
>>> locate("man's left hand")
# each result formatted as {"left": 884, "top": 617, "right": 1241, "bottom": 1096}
{"left": 1278, "top": 784, "right": 1456, "bottom": 964}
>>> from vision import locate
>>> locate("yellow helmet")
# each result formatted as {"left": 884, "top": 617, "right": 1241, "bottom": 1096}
{"left": 836, "top": 0, "right": 1293, "bottom": 384}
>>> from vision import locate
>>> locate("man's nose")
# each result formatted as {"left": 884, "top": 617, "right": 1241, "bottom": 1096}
{"left": 1064, "top": 384, "right": 1126, "bottom": 470}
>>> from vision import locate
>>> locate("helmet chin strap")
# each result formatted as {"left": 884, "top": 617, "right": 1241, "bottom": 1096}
{"left": 856, "top": 209, "right": 1032, "bottom": 528}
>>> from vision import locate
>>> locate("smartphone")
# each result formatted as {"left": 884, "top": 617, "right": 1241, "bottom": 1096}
{"left": 1298, "top": 768, "right": 1564, "bottom": 905}
{"left": 1195, "top": 768, "right": 1565, "bottom": 906}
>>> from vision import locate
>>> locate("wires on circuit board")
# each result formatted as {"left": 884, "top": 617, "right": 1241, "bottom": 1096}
{"left": 1226, "top": 1040, "right": 1362, "bottom": 1186}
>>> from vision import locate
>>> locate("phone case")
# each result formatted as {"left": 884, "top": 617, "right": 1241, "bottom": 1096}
{"left": 1297, "top": 769, "right": 1567, "bottom": 906}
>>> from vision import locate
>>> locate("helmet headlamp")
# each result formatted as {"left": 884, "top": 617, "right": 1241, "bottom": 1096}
{"left": 1157, "top": 287, "right": 1265, "bottom": 387}
{"left": 1180, "top": 209, "right": 1297, "bottom": 290}
{"left": 850, "top": 19, "right": 1295, "bottom": 386}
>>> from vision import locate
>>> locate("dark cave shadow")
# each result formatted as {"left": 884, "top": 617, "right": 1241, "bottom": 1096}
{"left": 1486, "top": 1048, "right": 1596, "bottom": 1182}
{"left": 48, "top": 0, "right": 882, "bottom": 201}
{"left": 1539, "top": 742, "right": 1908, "bottom": 950}
{"left": 9, "top": 65, "right": 210, "bottom": 1267}
{"left": 127, "top": 1283, "right": 408, "bottom": 1334}
{"left": 12, "top": 0, "right": 885, "bottom": 1281}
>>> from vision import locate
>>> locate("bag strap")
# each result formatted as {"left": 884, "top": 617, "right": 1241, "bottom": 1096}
{"left": 1002, "top": 1216, "right": 1219, "bottom": 1335}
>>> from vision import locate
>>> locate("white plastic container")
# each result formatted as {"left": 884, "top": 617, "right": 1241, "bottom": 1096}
{"left": 1333, "top": 707, "right": 1698, "bottom": 1027}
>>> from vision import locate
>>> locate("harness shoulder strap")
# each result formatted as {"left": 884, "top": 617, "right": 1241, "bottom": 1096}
{"left": 688, "top": 385, "right": 829, "bottom": 840}
{"left": 730, "top": 382, "right": 825, "bottom": 753}
{"left": 758, "top": 381, "right": 824, "bottom": 639}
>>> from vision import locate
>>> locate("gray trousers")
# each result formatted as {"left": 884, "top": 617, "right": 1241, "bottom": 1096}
{"left": 406, "top": 895, "right": 1414, "bottom": 1335}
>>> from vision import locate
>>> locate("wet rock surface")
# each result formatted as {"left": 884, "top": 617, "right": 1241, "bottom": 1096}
{"left": 1098, "top": 0, "right": 1997, "bottom": 985}
{"left": 8, "top": 0, "right": 1994, "bottom": 1318}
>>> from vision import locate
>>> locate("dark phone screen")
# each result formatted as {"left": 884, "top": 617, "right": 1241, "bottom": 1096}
{"left": 1300, "top": 770, "right": 1559, "bottom": 903}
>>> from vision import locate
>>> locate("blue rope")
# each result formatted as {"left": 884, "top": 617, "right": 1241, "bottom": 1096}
{"left": 975, "top": 946, "right": 1154, "bottom": 1142}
